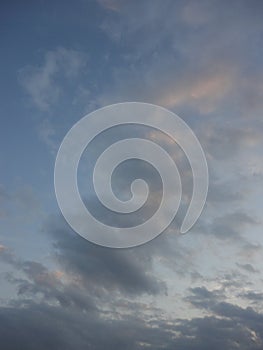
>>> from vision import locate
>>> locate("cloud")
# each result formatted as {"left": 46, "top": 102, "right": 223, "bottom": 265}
{"left": 97, "top": 0, "right": 122, "bottom": 12}
{"left": 95, "top": 54, "right": 236, "bottom": 115}
{"left": 0, "top": 245, "right": 98, "bottom": 311}
{"left": 37, "top": 118, "right": 58, "bottom": 153}
{"left": 240, "top": 292, "right": 263, "bottom": 306}
{"left": 1, "top": 225, "right": 263, "bottom": 350}
{"left": 193, "top": 210, "right": 259, "bottom": 246}
{"left": 186, "top": 286, "right": 224, "bottom": 310}
{"left": 95, "top": 0, "right": 263, "bottom": 122}
{"left": 200, "top": 125, "right": 263, "bottom": 161}
{"left": 175, "top": 313, "right": 263, "bottom": 350}
{"left": 209, "top": 212, "right": 258, "bottom": 241}
{"left": 0, "top": 184, "right": 43, "bottom": 224}
{"left": 19, "top": 47, "right": 87, "bottom": 111}
{"left": 0, "top": 281, "right": 263, "bottom": 349}
{"left": 43, "top": 215, "right": 165, "bottom": 296}
{"left": 237, "top": 263, "right": 258, "bottom": 274}
{"left": 156, "top": 72, "right": 234, "bottom": 112}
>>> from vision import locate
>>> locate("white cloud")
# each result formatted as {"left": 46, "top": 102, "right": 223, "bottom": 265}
{"left": 19, "top": 47, "right": 88, "bottom": 111}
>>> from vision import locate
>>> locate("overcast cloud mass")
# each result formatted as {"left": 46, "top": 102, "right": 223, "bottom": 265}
{"left": 1, "top": 0, "right": 263, "bottom": 349}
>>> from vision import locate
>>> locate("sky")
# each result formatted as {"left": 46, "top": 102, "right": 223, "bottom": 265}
{"left": 1, "top": 0, "right": 263, "bottom": 348}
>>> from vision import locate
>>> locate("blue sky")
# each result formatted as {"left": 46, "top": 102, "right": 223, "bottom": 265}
{"left": 1, "top": 0, "right": 263, "bottom": 349}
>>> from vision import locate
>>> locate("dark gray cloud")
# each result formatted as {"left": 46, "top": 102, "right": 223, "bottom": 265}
{"left": 45, "top": 216, "right": 165, "bottom": 295}
{"left": 0, "top": 289, "right": 263, "bottom": 349}
{"left": 239, "top": 292, "right": 263, "bottom": 304}
{"left": 1, "top": 242, "right": 263, "bottom": 349}
{"left": 185, "top": 286, "right": 224, "bottom": 310}
{"left": 0, "top": 246, "right": 97, "bottom": 312}
{"left": 174, "top": 314, "right": 263, "bottom": 350}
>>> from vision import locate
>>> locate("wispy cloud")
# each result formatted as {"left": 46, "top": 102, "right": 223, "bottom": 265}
{"left": 19, "top": 47, "right": 88, "bottom": 111}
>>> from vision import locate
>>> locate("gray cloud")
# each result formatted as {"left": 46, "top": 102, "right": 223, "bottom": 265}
{"left": 240, "top": 291, "right": 263, "bottom": 302}
{"left": 186, "top": 286, "right": 224, "bottom": 310}
{"left": 0, "top": 288, "right": 263, "bottom": 349}
{"left": 45, "top": 216, "right": 165, "bottom": 295}
{"left": 1, "top": 232, "right": 263, "bottom": 349}
{"left": 237, "top": 263, "right": 259, "bottom": 274}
